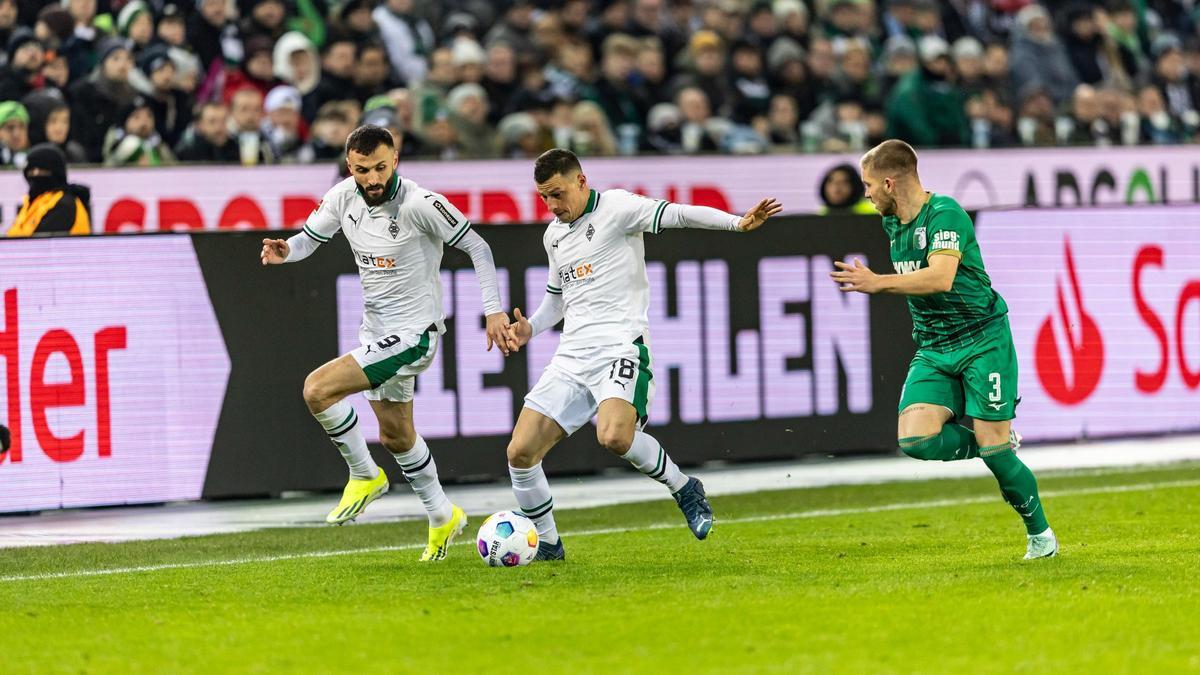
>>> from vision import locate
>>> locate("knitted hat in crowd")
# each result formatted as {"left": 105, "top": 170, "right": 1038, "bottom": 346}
{"left": 117, "top": 0, "right": 151, "bottom": 36}
{"left": 137, "top": 43, "right": 173, "bottom": 77}
{"left": 6, "top": 27, "right": 42, "bottom": 63}
{"left": 97, "top": 36, "right": 131, "bottom": 64}
{"left": 264, "top": 84, "right": 302, "bottom": 113}
{"left": 0, "top": 101, "right": 31, "bottom": 126}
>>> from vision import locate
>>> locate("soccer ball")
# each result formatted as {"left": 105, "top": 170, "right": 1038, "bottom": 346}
{"left": 476, "top": 511, "right": 538, "bottom": 567}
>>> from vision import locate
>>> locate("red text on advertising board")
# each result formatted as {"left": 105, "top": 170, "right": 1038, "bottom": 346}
{"left": 0, "top": 289, "right": 127, "bottom": 465}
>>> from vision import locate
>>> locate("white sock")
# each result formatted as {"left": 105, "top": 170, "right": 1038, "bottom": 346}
{"left": 509, "top": 463, "right": 558, "bottom": 545}
{"left": 623, "top": 431, "right": 689, "bottom": 493}
{"left": 314, "top": 400, "right": 378, "bottom": 480}
{"left": 392, "top": 435, "right": 452, "bottom": 527}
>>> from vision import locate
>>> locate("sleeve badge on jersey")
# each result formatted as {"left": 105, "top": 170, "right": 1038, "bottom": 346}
{"left": 931, "top": 230, "right": 959, "bottom": 251}
{"left": 432, "top": 200, "right": 459, "bottom": 227}
{"left": 914, "top": 226, "right": 926, "bottom": 249}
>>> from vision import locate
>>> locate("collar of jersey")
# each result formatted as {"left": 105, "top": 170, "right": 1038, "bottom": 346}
{"left": 566, "top": 189, "right": 599, "bottom": 227}
{"left": 357, "top": 173, "right": 401, "bottom": 205}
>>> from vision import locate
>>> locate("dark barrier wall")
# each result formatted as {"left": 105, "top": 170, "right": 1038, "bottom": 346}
{"left": 196, "top": 215, "right": 914, "bottom": 498}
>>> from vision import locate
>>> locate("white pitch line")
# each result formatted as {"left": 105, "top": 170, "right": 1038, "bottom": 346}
{"left": 2, "top": 478, "right": 1197, "bottom": 584}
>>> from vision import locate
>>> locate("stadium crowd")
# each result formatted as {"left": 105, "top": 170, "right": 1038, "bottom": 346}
{"left": 0, "top": 0, "right": 1197, "bottom": 168}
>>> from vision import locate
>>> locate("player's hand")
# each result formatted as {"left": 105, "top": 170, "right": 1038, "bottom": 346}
{"left": 485, "top": 312, "right": 512, "bottom": 356}
{"left": 737, "top": 197, "right": 783, "bottom": 232}
{"left": 506, "top": 307, "right": 533, "bottom": 352}
{"left": 261, "top": 238, "right": 289, "bottom": 265}
{"left": 830, "top": 258, "right": 881, "bottom": 294}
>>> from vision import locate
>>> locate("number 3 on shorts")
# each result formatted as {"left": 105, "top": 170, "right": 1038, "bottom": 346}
{"left": 988, "top": 372, "right": 1001, "bottom": 402}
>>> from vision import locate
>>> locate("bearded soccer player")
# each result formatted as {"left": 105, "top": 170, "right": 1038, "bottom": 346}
{"left": 831, "top": 140, "right": 1056, "bottom": 559}
{"left": 261, "top": 125, "right": 511, "bottom": 561}
{"left": 502, "top": 149, "right": 782, "bottom": 561}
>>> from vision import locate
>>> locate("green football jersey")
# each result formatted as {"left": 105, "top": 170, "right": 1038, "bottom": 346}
{"left": 882, "top": 193, "right": 1008, "bottom": 351}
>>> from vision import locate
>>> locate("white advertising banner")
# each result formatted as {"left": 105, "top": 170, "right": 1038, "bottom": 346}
{"left": 977, "top": 207, "right": 1200, "bottom": 441}
{"left": 0, "top": 236, "right": 230, "bottom": 513}
{"left": 2, "top": 146, "right": 1199, "bottom": 233}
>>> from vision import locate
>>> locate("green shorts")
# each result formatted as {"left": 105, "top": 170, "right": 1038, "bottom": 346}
{"left": 898, "top": 318, "right": 1019, "bottom": 422}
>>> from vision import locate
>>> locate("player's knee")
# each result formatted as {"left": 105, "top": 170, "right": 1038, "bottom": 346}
{"left": 302, "top": 372, "right": 334, "bottom": 413}
{"left": 596, "top": 427, "right": 633, "bottom": 455}
{"left": 898, "top": 434, "right": 938, "bottom": 461}
{"left": 507, "top": 440, "right": 537, "bottom": 468}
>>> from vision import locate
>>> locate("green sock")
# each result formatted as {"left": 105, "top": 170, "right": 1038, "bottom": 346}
{"left": 981, "top": 444, "right": 1049, "bottom": 535}
{"left": 898, "top": 424, "right": 979, "bottom": 461}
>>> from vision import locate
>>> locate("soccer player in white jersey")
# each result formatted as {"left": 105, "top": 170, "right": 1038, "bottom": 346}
{"left": 503, "top": 149, "right": 782, "bottom": 561}
{"left": 260, "top": 125, "right": 511, "bottom": 561}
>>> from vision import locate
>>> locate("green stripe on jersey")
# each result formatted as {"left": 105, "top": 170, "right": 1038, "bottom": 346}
{"left": 303, "top": 224, "right": 331, "bottom": 242}
{"left": 651, "top": 201, "right": 668, "bottom": 234}
{"left": 447, "top": 220, "right": 472, "bottom": 247}
{"left": 632, "top": 341, "right": 653, "bottom": 421}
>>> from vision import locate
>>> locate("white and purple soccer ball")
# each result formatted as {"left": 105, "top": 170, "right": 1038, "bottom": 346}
{"left": 476, "top": 511, "right": 538, "bottom": 567}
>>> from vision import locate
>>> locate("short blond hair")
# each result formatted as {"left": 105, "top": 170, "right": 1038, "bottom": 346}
{"left": 861, "top": 139, "right": 918, "bottom": 177}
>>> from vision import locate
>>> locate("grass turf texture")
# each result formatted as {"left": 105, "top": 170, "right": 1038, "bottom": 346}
{"left": 2, "top": 463, "right": 1198, "bottom": 674}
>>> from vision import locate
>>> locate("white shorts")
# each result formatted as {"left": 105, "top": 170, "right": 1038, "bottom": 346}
{"left": 350, "top": 324, "right": 439, "bottom": 402}
{"left": 524, "top": 338, "right": 654, "bottom": 436}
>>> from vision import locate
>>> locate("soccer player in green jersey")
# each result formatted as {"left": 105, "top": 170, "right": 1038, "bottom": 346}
{"left": 830, "top": 140, "right": 1057, "bottom": 559}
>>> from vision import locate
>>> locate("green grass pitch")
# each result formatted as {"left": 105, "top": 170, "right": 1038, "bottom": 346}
{"left": 2, "top": 463, "right": 1198, "bottom": 674}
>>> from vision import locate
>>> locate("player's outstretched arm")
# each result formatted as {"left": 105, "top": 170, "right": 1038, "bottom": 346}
{"left": 505, "top": 291, "right": 564, "bottom": 353}
{"left": 830, "top": 254, "right": 958, "bottom": 296}
{"left": 452, "top": 228, "right": 511, "bottom": 355}
{"left": 657, "top": 198, "right": 782, "bottom": 232}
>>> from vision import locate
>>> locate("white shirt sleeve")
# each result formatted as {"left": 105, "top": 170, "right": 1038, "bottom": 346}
{"left": 285, "top": 192, "right": 342, "bottom": 262}
{"left": 452, "top": 228, "right": 504, "bottom": 316}
{"left": 530, "top": 231, "right": 564, "bottom": 336}
{"left": 412, "top": 190, "right": 474, "bottom": 247}
{"left": 658, "top": 203, "right": 742, "bottom": 231}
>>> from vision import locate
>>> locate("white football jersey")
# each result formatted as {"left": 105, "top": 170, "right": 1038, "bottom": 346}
{"left": 542, "top": 188, "right": 670, "bottom": 356}
{"left": 303, "top": 174, "right": 473, "bottom": 339}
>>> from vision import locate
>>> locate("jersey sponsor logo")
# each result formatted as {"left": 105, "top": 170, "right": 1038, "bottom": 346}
{"left": 893, "top": 260, "right": 922, "bottom": 275}
{"left": 557, "top": 261, "right": 596, "bottom": 289}
{"left": 431, "top": 200, "right": 459, "bottom": 228}
{"left": 986, "top": 401, "right": 1008, "bottom": 410}
{"left": 356, "top": 251, "right": 397, "bottom": 269}
{"left": 347, "top": 212, "right": 361, "bottom": 228}
{"left": 931, "top": 230, "right": 959, "bottom": 251}
{"left": 914, "top": 226, "right": 927, "bottom": 249}
{"left": 551, "top": 238, "right": 560, "bottom": 248}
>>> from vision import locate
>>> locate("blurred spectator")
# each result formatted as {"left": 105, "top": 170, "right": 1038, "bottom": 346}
{"left": 229, "top": 86, "right": 276, "bottom": 163}
{"left": 497, "top": 111, "right": 547, "bottom": 158}
{"left": 1061, "top": 4, "right": 1109, "bottom": 86}
{"left": 833, "top": 38, "right": 880, "bottom": 105}
{"left": 1098, "top": 86, "right": 1141, "bottom": 145}
{"left": 674, "top": 85, "right": 721, "bottom": 153}
{"left": 483, "top": 42, "right": 517, "bottom": 123}
{"left": 22, "top": 90, "right": 87, "bottom": 162}
{"left": 636, "top": 38, "right": 670, "bottom": 107}
{"left": 668, "top": 30, "right": 731, "bottom": 117}
{"left": 351, "top": 41, "right": 391, "bottom": 103}
{"left": 806, "top": 37, "right": 837, "bottom": 101}
{"left": 761, "top": 93, "right": 800, "bottom": 149}
{"left": 452, "top": 37, "right": 486, "bottom": 84}
{"left": 103, "top": 96, "right": 176, "bottom": 166}
{"left": 135, "top": 45, "right": 191, "bottom": 148}
{"left": 175, "top": 101, "right": 240, "bottom": 162}
{"left": 822, "top": 0, "right": 873, "bottom": 40}
{"left": 0, "top": 27, "right": 43, "bottom": 100}
{"left": 644, "top": 102, "right": 683, "bottom": 153}
{"left": 224, "top": 35, "right": 282, "bottom": 104}
{"left": 1100, "top": 1, "right": 1146, "bottom": 85}
{"left": 333, "top": 0, "right": 377, "bottom": 44}
{"left": 116, "top": 1, "right": 155, "bottom": 55}
{"left": 305, "top": 36, "right": 356, "bottom": 119}
{"left": 0, "top": 0, "right": 15, "bottom": 54}
{"left": 629, "top": 0, "right": 684, "bottom": 61}
{"left": 485, "top": 0, "right": 535, "bottom": 55}
{"left": 952, "top": 37, "right": 987, "bottom": 98}
{"left": 588, "top": 34, "right": 648, "bottom": 148}
{"left": 1061, "top": 84, "right": 1112, "bottom": 146}
{"left": 1151, "top": 35, "right": 1200, "bottom": 127}
{"left": 240, "top": 0, "right": 289, "bottom": 44}
{"left": 412, "top": 47, "right": 455, "bottom": 128}
{"left": 570, "top": 99, "right": 617, "bottom": 156}
{"left": 817, "top": 163, "right": 873, "bottom": 215}
{"left": 588, "top": 0, "right": 631, "bottom": 55}
{"left": 880, "top": 35, "right": 919, "bottom": 96}
{"left": 7, "top": 143, "right": 90, "bottom": 237}
{"left": 1010, "top": 4, "right": 1078, "bottom": 106}
{"left": 263, "top": 84, "right": 304, "bottom": 160}
{"left": 0, "top": 99, "right": 28, "bottom": 166}
{"left": 1015, "top": 84, "right": 1057, "bottom": 146}
{"left": 886, "top": 36, "right": 969, "bottom": 148}
{"left": 373, "top": 0, "right": 433, "bottom": 85}
{"left": 34, "top": 7, "right": 75, "bottom": 53}
{"left": 446, "top": 82, "right": 497, "bottom": 159}
{"left": 68, "top": 38, "right": 137, "bottom": 163}
{"left": 188, "top": 0, "right": 242, "bottom": 71}
{"left": 1137, "top": 84, "right": 1184, "bottom": 145}
{"left": 61, "top": 0, "right": 101, "bottom": 85}
{"left": 546, "top": 38, "right": 596, "bottom": 101}
{"left": 775, "top": 0, "right": 810, "bottom": 44}
{"left": 273, "top": 31, "right": 319, "bottom": 98}
{"left": 297, "top": 102, "right": 353, "bottom": 163}
{"left": 729, "top": 39, "right": 771, "bottom": 125}
{"left": 768, "top": 38, "right": 817, "bottom": 119}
